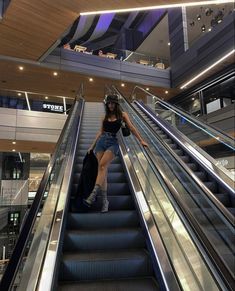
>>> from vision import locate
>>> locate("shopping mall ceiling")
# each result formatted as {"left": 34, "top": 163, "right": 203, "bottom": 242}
{"left": 0, "top": 0, "right": 223, "bottom": 61}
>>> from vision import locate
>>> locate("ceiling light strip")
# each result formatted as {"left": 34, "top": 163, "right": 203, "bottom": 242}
{"left": 25, "top": 92, "right": 31, "bottom": 111}
{"left": 180, "top": 49, "right": 235, "bottom": 89}
{"left": 80, "top": 0, "right": 234, "bottom": 15}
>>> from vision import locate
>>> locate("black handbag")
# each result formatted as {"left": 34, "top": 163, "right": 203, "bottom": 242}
{"left": 121, "top": 121, "right": 131, "bottom": 137}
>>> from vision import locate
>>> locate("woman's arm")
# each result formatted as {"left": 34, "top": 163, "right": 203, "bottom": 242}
{"left": 122, "top": 112, "right": 148, "bottom": 147}
{"left": 88, "top": 117, "right": 104, "bottom": 152}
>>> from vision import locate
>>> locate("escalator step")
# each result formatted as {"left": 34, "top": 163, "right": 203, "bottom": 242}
{"left": 58, "top": 277, "right": 159, "bottom": 291}
{"left": 204, "top": 182, "right": 217, "bottom": 193}
{"left": 164, "top": 139, "right": 173, "bottom": 144}
{"left": 174, "top": 149, "right": 184, "bottom": 156}
{"left": 168, "top": 143, "right": 178, "bottom": 149}
{"left": 76, "top": 156, "right": 121, "bottom": 164}
{"left": 186, "top": 163, "right": 198, "bottom": 171}
{"left": 81, "top": 125, "right": 101, "bottom": 130}
{"left": 159, "top": 134, "right": 168, "bottom": 139}
{"left": 74, "top": 163, "right": 123, "bottom": 173}
{"left": 227, "top": 207, "right": 235, "bottom": 216}
{"left": 79, "top": 134, "right": 97, "bottom": 139}
{"left": 77, "top": 144, "right": 93, "bottom": 150}
{"left": 181, "top": 155, "right": 190, "bottom": 163}
{"left": 78, "top": 138, "right": 96, "bottom": 143}
{"left": 63, "top": 228, "right": 146, "bottom": 251}
{"left": 194, "top": 171, "right": 207, "bottom": 181}
{"left": 73, "top": 172, "right": 126, "bottom": 184}
{"left": 214, "top": 193, "right": 231, "bottom": 207}
{"left": 71, "top": 182, "right": 130, "bottom": 197}
{"left": 71, "top": 195, "right": 135, "bottom": 211}
{"left": 59, "top": 249, "right": 153, "bottom": 281}
{"left": 67, "top": 211, "right": 139, "bottom": 230}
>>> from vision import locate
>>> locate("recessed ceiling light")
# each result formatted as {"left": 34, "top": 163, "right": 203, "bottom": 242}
{"left": 89, "top": 78, "right": 93, "bottom": 82}
{"left": 165, "top": 90, "right": 169, "bottom": 94}
{"left": 121, "top": 83, "right": 125, "bottom": 87}
{"left": 208, "top": 27, "right": 212, "bottom": 31}
{"left": 80, "top": 1, "right": 234, "bottom": 15}
{"left": 19, "top": 66, "right": 24, "bottom": 71}
{"left": 168, "top": 42, "right": 171, "bottom": 46}
{"left": 45, "top": 96, "right": 48, "bottom": 99}
{"left": 12, "top": 141, "right": 16, "bottom": 145}
{"left": 197, "top": 14, "right": 201, "bottom": 21}
{"left": 12, "top": 149, "right": 16, "bottom": 152}
{"left": 53, "top": 72, "right": 58, "bottom": 76}
{"left": 146, "top": 88, "right": 150, "bottom": 91}
{"left": 17, "top": 93, "right": 22, "bottom": 96}
{"left": 201, "top": 24, "right": 206, "bottom": 32}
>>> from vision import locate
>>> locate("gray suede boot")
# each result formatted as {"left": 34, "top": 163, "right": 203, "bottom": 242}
{"left": 83, "top": 184, "right": 101, "bottom": 207}
{"left": 101, "top": 190, "right": 109, "bottom": 213}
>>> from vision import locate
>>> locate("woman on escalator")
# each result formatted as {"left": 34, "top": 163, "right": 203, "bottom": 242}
{"left": 83, "top": 94, "right": 148, "bottom": 213}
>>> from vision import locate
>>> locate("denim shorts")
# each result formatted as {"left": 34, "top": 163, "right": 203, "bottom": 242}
{"left": 94, "top": 132, "right": 119, "bottom": 156}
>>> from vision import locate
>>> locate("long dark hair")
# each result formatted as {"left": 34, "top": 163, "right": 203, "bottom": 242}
{"left": 104, "top": 102, "right": 123, "bottom": 121}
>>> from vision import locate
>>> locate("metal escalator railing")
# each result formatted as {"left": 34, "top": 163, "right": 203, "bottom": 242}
{"left": 0, "top": 86, "right": 85, "bottom": 291}
{"left": 113, "top": 88, "right": 234, "bottom": 290}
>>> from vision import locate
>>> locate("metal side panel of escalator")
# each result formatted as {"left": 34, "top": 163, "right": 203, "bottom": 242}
{"left": 56, "top": 102, "right": 159, "bottom": 290}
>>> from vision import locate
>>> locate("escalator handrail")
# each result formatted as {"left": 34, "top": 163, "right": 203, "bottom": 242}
{"left": 143, "top": 146, "right": 234, "bottom": 291}
{"left": 0, "top": 89, "right": 84, "bottom": 290}
{"left": 130, "top": 85, "right": 235, "bottom": 149}
{"left": 112, "top": 85, "right": 234, "bottom": 231}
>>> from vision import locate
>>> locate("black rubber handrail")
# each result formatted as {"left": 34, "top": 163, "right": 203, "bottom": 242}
{"left": 0, "top": 86, "right": 84, "bottom": 291}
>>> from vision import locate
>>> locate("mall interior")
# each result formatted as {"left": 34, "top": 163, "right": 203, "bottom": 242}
{"left": 0, "top": 0, "right": 234, "bottom": 290}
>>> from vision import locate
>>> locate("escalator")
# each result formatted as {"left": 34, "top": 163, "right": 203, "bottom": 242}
{"left": 132, "top": 100, "right": 235, "bottom": 216}
{"left": 0, "top": 91, "right": 232, "bottom": 291}
{"left": 58, "top": 102, "right": 158, "bottom": 290}
{"left": 111, "top": 86, "right": 234, "bottom": 289}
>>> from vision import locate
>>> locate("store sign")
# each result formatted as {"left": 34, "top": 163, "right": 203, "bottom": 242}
{"left": 43, "top": 102, "right": 64, "bottom": 113}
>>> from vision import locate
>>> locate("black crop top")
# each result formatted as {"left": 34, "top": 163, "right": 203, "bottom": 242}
{"left": 103, "top": 119, "right": 122, "bottom": 134}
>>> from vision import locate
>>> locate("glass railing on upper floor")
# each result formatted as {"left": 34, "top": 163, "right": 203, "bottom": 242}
{"left": 0, "top": 89, "right": 74, "bottom": 114}
{"left": 62, "top": 44, "right": 170, "bottom": 69}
